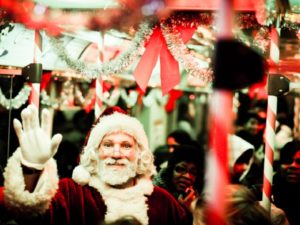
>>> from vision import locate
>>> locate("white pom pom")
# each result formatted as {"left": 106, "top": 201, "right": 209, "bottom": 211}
{"left": 72, "top": 165, "right": 91, "bottom": 185}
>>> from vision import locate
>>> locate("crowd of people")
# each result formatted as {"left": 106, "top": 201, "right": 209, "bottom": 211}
{"left": 0, "top": 96, "right": 298, "bottom": 225}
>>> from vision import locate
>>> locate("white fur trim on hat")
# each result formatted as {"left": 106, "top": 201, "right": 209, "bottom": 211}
{"left": 3, "top": 148, "right": 59, "bottom": 216}
{"left": 86, "top": 112, "right": 149, "bottom": 152}
{"left": 72, "top": 112, "right": 155, "bottom": 186}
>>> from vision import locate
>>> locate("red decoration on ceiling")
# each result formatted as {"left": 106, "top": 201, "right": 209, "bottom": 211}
{"left": 133, "top": 25, "right": 196, "bottom": 95}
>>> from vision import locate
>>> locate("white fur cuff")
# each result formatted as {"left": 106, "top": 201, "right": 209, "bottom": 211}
{"left": 3, "top": 149, "right": 59, "bottom": 216}
{"left": 20, "top": 157, "right": 46, "bottom": 170}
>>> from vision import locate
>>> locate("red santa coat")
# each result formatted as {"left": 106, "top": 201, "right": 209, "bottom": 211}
{"left": 39, "top": 178, "right": 190, "bottom": 225}
{"left": 2, "top": 150, "right": 191, "bottom": 225}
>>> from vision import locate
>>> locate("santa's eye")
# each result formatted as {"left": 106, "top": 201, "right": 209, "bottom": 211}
{"left": 102, "top": 141, "right": 113, "bottom": 148}
{"left": 121, "top": 142, "right": 133, "bottom": 150}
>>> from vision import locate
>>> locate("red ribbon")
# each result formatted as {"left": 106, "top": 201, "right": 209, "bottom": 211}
{"left": 165, "top": 89, "right": 183, "bottom": 113}
{"left": 134, "top": 25, "right": 196, "bottom": 95}
{"left": 136, "top": 86, "right": 145, "bottom": 106}
{"left": 40, "top": 72, "right": 52, "bottom": 91}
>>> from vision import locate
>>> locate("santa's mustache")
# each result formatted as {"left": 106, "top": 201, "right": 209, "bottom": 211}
{"left": 103, "top": 158, "right": 130, "bottom": 166}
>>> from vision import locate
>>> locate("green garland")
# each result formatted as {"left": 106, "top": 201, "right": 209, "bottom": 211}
{"left": 49, "top": 19, "right": 156, "bottom": 79}
{"left": 0, "top": 85, "right": 31, "bottom": 109}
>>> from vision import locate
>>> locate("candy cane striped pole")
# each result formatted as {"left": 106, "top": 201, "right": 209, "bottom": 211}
{"left": 269, "top": 27, "right": 280, "bottom": 66}
{"left": 204, "top": 0, "right": 234, "bottom": 224}
{"left": 293, "top": 96, "right": 300, "bottom": 139}
{"left": 29, "top": 30, "right": 43, "bottom": 110}
{"left": 95, "top": 77, "right": 104, "bottom": 118}
{"left": 205, "top": 91, "right": 232, "bottom": 225}
{"left": 262, "top": 94, "right": 277, "bottom": 211}
{"left": 261, "top": 24, "right": 281, "bottom": 212}
{"left": 95, "top": 32, "right": 105, "bottom": 119}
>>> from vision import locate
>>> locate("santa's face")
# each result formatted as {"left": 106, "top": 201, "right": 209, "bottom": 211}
{"left": 98, "top": 132, "right": 139, "bottom": 186}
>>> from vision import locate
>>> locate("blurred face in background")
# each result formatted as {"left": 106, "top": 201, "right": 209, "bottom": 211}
{"left": 232, "top": 150, "right": 253, "bottom": 182}
{"left": 244, "top": 117, "right": 265, "bottom": 136}
{"left": 172, "top": 161, "right": 198, "bottom": 193}
{"left": 280, "top": 150, "right": 300, "bottom": 184}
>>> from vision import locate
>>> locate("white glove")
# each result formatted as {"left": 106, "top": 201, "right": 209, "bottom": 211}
{"left": 13, "top": 104, "right": 62, "bottom": 170}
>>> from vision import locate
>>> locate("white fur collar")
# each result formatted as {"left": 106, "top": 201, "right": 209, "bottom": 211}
{"left": 89, "top": 176, "right": 154, "bottom": 225}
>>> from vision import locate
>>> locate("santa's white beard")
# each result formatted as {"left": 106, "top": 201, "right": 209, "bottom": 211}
{"left": 98, "top": 158, "right": 138, "bottom": 186}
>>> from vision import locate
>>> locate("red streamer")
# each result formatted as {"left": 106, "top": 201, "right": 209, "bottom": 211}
{"left": 134, "top": 25, "right": 196, "bottom": 95}
{"left": 40, "top": 72, "right": 52, "bottom": 91}
{"left": 165, "top": 89, "right": 183, "bottom": 112}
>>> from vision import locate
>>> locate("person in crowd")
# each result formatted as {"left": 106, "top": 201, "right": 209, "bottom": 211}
{"left": 166, "top": 129, "right": 192, "bottom": 146}
{"left": 193, "top": 184, "right": 273, "bottom": 225}
{"left": 272, "top": 140, "right": 300, "bottom": 225}
{"left": 153, "top": 144, "right": 204, "bottom": 212}
{"left": 153, "top": 129, "right": 193, "bottom": 171}
{"left": 227, "top": 137, "right": 289, "bottom": 225}
{"left": 235, "top": 108, "right": 266, "bottom": 151}
{"left": 1, "top": 105, "right": 191, "bottom": 225}
{"left": 228, "top": 135, "right": 256, "bottom": 184}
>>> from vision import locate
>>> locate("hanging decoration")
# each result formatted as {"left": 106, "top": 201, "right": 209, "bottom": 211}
{"left": 3, "top": 0, "right": 300, "bottom": 33}
{"left": 234, "top": 27, "right": 270, "bottom": 56}
{"left": 0, "top": 0, "right": 154, "bottom": 35}
{"left": 253, "top": 27, "right": 271, "bottom": 55}
{"left": 74, "top": 84, "right": 96, "bottom": 108}
{"left": 235, "top": 12, "right": 262, "bottom": 29}
{"left": 134, "top": 14, "right": 202, "bottom": 95}
{"left": 59, "top": 79, "right": 75, "bottom": 107}
{"left": 165, "top": 89, "right": 183, "bottom": 113}
{"left": 40, "top": 81, "right": 95, "bottom": 109}
{"left": 40, "top": 90, "right": 59, "bottom": 108}
{"left": 142, "top": 89, "right": 168, "bottom": 107}
{"left": 49, "top": 20, "right": 156, "bottom": 79}
{"left": 253, "top": 0, "right": 278, "bottom": 26}
{"left": 0, "top": 85, "right": 31, "bottom": 109}
{"left": 160, "top": 18, "right": 213, "bottom": 84}
{"left": 48, "top": 11, "right": 272, "bottom": 96}
{"left": 120, "top": 89, "right": 138, "bottom": 108}
{"left": 101, "top": 87, "right": 121, "bottom": 107}
{"left": 282, "top": 13, "right": 300, "bottom": 31}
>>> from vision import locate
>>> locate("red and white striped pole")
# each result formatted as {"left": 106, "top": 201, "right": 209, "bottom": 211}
{"left": 261, "top": 94, "right": 277, "bottom": 211}
{"left": 95, "top": 32, "right": 105, "bottom": 119}
{"left": 293, "top": 96, "right": 300, "bottom": 139}
{"left": 29, "top": 30, "right": 43, "bottom": 110}
{"left": 95, "top": 77, "right": 104, "bottom": 118}
{"left": 204, "top": 0, "right": 234, "bottom": 224}
{"left": 204, "top": 0, "right": 266, "bottom": 222}
{"left": 205, "top": 91, "right": 232, "bottom": 225}
{"left": 261, "top": 24, "right": 281, "bottom": 212}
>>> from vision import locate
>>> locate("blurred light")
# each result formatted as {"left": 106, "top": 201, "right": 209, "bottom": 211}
{"left": 141, "top": 0, "right": 165, "bottom": 16}
{"left": 104, "top": 91, "right": 110, "bottom": 98}
{"left": 34, "top": 4, "right": 47, "bottom": 15}
{"left": 189, "top": 94, "right": 195, "bottom": 100}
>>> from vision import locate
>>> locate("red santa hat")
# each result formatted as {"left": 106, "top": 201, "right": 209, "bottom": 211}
{"left": 72, "top": 107, "right": 155, "bottom": 185}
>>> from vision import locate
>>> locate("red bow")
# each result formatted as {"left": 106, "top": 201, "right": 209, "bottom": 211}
{"left": 134, "top": 25, "right": 196, "bottom": 95}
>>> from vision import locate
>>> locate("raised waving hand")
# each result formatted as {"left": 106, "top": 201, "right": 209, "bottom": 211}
{"left": 13, "top": 105, "right": 62, "bottom": 170}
